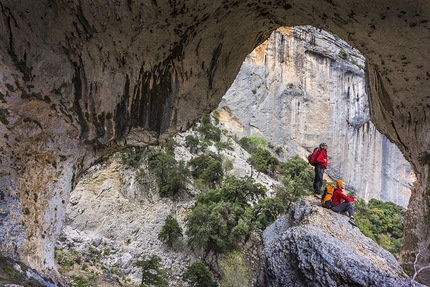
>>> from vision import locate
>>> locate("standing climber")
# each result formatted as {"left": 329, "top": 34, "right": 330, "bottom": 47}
{"left": 331, "top": 180, "right": 358, "bottom": 227}
{"left": 313, "top": 143, "right": 328, "bottom": 196}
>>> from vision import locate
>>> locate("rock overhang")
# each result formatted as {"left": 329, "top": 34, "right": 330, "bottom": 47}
{"left": 0, "top": 0, "right": 429, "bottom": 284}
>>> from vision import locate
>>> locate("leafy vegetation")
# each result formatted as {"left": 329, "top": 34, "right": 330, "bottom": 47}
{"left": 158, "top": 215, "right": 183, "bottom": 247}
{"left": 276, "top": 155, "right": 314, "bottom": 211}
{"left": 353, "top": 198, "right": 405, "bottom": 258}
{"left": 185, "top": 135, "right": 202, "bottom": 154}
{"left": 183, "top": 262, "right": 218, "bottom": 287}
{"left": 133, "top": 255, "right": 168, "bottom": 287}
{"left": 185, "top": 176, "right": 273, "bottom": 255}
{"left": 238, "top": 136, "right": 266, "bottom": 154}
{"left": 248, "top": 147, "right": 279, "bottom": 175}
{"left": 196, "top": 114, "right": 222, "bottom": 142}
{"left": 219, "top": 251, "right": 249, "bottom": 287}
{"left": 147, "top": 149, "right": 190, "bottom": 198}
{"left": 188, "top": 153, "right": 224, "bottom": 188}
{"left": 118, "top": 147, "right": 146, "bottom": 168}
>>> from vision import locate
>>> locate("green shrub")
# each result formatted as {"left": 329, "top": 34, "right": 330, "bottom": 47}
{"left": 185, "top": 135, "right": 200, "bottom": 153}
{"left": 223, "top": 158, "right": 234, "bottom": 173}
{"left": 70, "top": 275, "right": 97, "bottom": 287}
{"left": 118, "top": 147, "right": 145, "bottom": 168}
{"left": 188, "top": 153, "right": 223, "bottom": 187}
{"left": 183, "top": 262, "right": 217, "bottom": 287}
{"left": 338, "top": 48, "right": 348, "bottom": 60}
{"left": 215, "top": 140, "right": 233, "bottom": 151}
{"left": 165, "top": 137, "right": 177, "bottom": 156}
{"left": 248, "top": 148, "right": 279, "bottom": 174}
{"left": 148, "top": 150, "right": 190, "bottom": 198}
{"left": 238, "top": 136, "right": 266, "bottom": 154}
{"left": 185, "top": 176, "right": 266, "bottom": 254}
{"left": 219, "top": 251, "right": 249, "bottom": 287}
{"left": 275, "top": 155, "right": 314, "bottom": 211}
{"left": 196, "top": 114, "right": 221, "bottom": 142}
{"left": 354, "top": 198, "right": 405, "bottom": 258}
{"left": 251, "top": 197, "right": 284, "bottom": 235}
{"left": 133, "top": 255, "right": 168, "bottom": 287}
{"left": 158, "top": 215, "right": 183, "bottom": 247}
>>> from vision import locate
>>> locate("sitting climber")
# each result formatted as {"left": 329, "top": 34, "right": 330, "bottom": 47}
{"left": 331, "top": 180, "right": 358, "bottom": 227}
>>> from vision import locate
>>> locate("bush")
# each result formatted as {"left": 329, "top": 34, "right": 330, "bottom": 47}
{"left": 133, "top": 255, "right": 168, "bottom": 287}
{"left": 251, "top": 197, "right": 284, "bottom": 235}
{"left": 185, "top": 135, "right": 200, "bottom": 154}
{"left": 118, "top": 147, "right": 146, "bottom": 168}
{"left": 219, "top": 251, "right": 249, "bottom": 287}
{"left": 165, "top": 137, "right": 177, "bottom": 156}
{"left": 148, "top": 150, "right": 190, "bottom": 198}
{"left": 185, "top": 176, "right": 267, "bottom": 254}
{"left": 196, "top": 114, "right": 221, "bottom": 142}
{"left": 158, "top": 215, "right": 183, "bottom": 247}
{"left": 183, "top": 262, "right": 217, "bottom": 287}
{"left": 353, "top": 198, "right": 405, "bottom": 258}
{"left": 188, "top": 153, "right": 224, "bottom": 187}
{"left": 275, "top": 155, "right": 314, "bottom": 211}
{"left": 238, "top": 136, "right": 266, "bottom": 154}
{"left": 248, "top": 147, "right": 279, "bottom": 174}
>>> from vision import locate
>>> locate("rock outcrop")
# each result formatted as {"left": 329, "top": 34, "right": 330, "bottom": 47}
{"left": 218, "top": 26, "right": 414, "bottom": 207}
{"left": 0, "top": 0, "right": 429, "bottom": 284}
{"left": 258, "top": 197, "right": 425, "bottom": 287}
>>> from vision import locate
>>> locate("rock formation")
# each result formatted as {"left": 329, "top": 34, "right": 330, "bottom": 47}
{"left": 258, "top": 197, "right": 425, "bottom": 287}
{"left": 0, "top": 0, "right": 429, "bottom": 284}
{"left": 217, "top": 26, "right": 414, "bottom": 208}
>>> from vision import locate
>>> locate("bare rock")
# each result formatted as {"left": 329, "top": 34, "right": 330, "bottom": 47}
{"left": 258, "top": 197, "right": 425, "bottom": 287}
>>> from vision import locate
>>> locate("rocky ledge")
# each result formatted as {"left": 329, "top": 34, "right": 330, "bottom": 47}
{"left": 257, "top": 197, "right": 425, "bottom": 287}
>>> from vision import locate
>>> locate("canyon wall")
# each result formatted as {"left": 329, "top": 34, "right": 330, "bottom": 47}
{"left": 0, "top": 0, "right": 429, "bottom": 284}
{"left": 218, "top": 27, "right": 414, "bottom": 207}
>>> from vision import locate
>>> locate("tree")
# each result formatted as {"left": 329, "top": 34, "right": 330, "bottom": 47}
{"left": 196, "top": 114, "right": 221, "bottom": 142}
{"left": 185, "top": 135, "right": 200, "bottom": 154}
{"left": 248, "top": 147, "right": 279, "bottom": 174}
{"left": 147, "top": 150, "right": 190, "bottom": 198}
{"left": 251, "top": 197, "right": 284, "bottom": 235}
{"left": 185, "top": 176, "right": 266, "bottom": 255}
{"left": 158, "top": 215, "right": 183, "bottom": 247}
{"left": 183, "top": 262, "right": 217, "bottom": 287}
{"left": 188, "top": 153, "right": 224, "bottom": 187}
{"left": 219, "top": 251, "right": 249, "bottom": 287}
{"left": 238, "top": 136, "right": 266, "bottom": 154}
{"left": 133, "top": 255, "right": 168, "bottom": 287}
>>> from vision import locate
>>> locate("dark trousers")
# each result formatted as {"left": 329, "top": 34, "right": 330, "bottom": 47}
{"left": 331, "top": 202, "right": 355, "bottom": 217}
{"left": 313, "top": 166, "right": 324, "bottom": 194}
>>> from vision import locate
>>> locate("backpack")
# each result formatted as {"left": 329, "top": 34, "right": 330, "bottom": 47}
{"left": 308, "top": 147, "right": 321, "bottom": 166}
{"left": 321, "top": 186, "right": 334, "bottom": 208}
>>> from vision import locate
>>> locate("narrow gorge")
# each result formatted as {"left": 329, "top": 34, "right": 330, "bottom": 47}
{"left": 218, "top": 26, "right": 414, "bottom": 207}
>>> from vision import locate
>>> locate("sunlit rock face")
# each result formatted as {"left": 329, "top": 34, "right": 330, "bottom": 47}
{"left": 217, "top": 27, "right": 414, "bottom": 208}
{"left": 0, "top": 0, "right": 429, "bottom": 284}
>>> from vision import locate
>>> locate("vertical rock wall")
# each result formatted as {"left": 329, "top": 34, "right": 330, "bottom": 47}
{"left": 218, "top": 27, "right": 414, "bottom": 207}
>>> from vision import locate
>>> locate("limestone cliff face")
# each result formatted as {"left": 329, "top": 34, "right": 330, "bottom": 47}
{"left": 0, "top": 0, "right": 430, "bottom": 284}
{"left": 218, "top": 26, "right": 414, "bottom": 207}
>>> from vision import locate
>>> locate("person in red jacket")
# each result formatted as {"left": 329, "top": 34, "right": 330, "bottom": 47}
{"left": 313, "top": 143, "right": 328, "bottom": 196}
{"left": 331, "top": 180, "right": 358, "bottom": 227}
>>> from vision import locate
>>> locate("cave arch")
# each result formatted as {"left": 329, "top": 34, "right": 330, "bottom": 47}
{"left": 0, "top": 0, "right": 429, "bottom": 283}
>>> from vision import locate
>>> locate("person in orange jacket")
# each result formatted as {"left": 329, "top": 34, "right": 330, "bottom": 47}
{"left": 331, "top": 180, "right": 358, "bottom": 227}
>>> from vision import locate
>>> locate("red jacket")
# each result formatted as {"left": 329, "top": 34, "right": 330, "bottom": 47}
{"left": 315, "top": 149, "right": 328, "bottom": 169}
{"left": 332, "top": 188, "right": 354, "bottom": 205}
